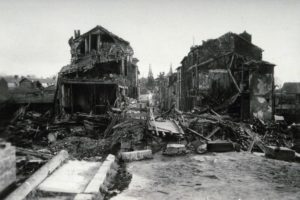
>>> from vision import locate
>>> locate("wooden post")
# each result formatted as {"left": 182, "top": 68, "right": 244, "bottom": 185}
{"left": 227, "top": 54, "right": 241, "bottom": 93}
{"left": 85, "top": 38, "right": 88, "bottom": 54}
{"left": 88, "top": 34, "right": 91, "bottom": 53}
{"left": 97, "top": 34, "right": 101, "bottom": 51}
{"left": 71, "top": 85, "right": 74, "bottom": 114}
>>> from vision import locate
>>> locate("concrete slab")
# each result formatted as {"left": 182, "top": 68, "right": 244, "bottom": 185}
{"left": 149, "top": 120, "right": 181, "bottom": 134}
{"left": 38, "top": 160, "right": 101, "bottom": 194}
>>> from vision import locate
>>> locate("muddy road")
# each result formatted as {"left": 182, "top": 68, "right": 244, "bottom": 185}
{"left": 112, "top": 152, "right": 300, "bottom": 200}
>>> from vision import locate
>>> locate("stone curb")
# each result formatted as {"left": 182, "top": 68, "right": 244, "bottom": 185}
{"left": 74, "top": 154, "right": 118, "bottom": 200}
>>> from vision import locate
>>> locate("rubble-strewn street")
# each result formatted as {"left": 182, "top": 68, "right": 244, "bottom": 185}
{"left": 112, "top": 153, "right": 300, "bottom": 200}
{"left": 1, "top": 1, "right": 300, "bottom": 199}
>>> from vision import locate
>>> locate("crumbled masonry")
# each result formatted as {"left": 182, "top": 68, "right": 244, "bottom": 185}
{"left": 0, "top": 28, "right": 299, "bottom": 199}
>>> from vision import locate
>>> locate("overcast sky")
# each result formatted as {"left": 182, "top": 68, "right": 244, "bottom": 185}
{"left": 0, "top": 0, "right": 299, "bottom": 83}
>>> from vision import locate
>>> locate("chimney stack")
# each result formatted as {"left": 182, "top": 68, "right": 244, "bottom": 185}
{"left": 74, "top": 30, "right": 81, "bottom": 39}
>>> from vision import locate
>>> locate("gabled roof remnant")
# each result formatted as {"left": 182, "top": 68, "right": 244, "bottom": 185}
{"left": 74, "top": 25, "right": 130, "bottom": 45}
{"left": 281, "top": 82, "right": 300, "bottom": 94}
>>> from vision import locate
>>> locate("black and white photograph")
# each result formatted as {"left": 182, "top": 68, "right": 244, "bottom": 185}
{"left": 0, "top": 0, "right": 300, "bottom": 199}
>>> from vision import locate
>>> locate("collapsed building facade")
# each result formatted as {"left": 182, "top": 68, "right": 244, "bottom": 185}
{"left": 175, "top": 31, "right": 275, "bottom": 121}
{"left": 56, "top": 26, "right": 139, "bottom": 114}
{"left": 275, "top": 82, "right": 300, "bottom": 123}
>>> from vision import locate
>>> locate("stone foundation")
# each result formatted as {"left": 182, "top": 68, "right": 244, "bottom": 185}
{"left": 0, "top": 141, "right": 16, "bottom": 193}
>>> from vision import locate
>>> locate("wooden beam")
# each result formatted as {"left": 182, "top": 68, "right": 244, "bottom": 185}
{"left": 248, "top": 137, "right": 256, "bottom": 152}
{"left": 227, "top": 54, "right": 241, "bottom": 93}
{"left": 187, "top": 128, "right": 210, "bottom": 141}
{"left": 207, "top": 127, "right": 221, "bottom": 139}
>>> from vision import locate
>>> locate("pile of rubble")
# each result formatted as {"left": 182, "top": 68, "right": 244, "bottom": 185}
{"left": 4, "top": 107, "right": 51, "bottom": 147}
{"left": 110, "top": 118, "right": 147, "bottom": 152}
{"left": 144, "top": 106, "right": 299, "bottom": 161}
{"left": 49, "top": 136, "right": 108, "bottom": 159}
{"left": 186, "top": 113, "right": 295, "bottom": 153}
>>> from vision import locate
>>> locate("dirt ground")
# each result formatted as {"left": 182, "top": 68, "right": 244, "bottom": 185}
{"left": 112, "top": 152, "right": 300, "bottom": 200}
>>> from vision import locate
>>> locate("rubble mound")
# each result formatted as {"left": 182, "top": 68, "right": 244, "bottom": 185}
{"left": 49, "top": 136, "right": 109, "bottom": 159}
{"left": 110, "top": 118, "right": 147, "bottom": 151}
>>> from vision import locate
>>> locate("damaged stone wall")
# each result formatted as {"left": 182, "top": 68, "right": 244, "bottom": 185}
{"left": 56, "top": 25, "right": 139, "bottom": 115}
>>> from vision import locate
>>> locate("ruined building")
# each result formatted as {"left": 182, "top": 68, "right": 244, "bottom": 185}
{"left": 56, "top": 26, "right": 139, "bottom": 114}
{"left": 179, "top": 31, "right": 275, "bottom": 121}
{"left": 275, "top": 82, "right": 300, "bottom": 123}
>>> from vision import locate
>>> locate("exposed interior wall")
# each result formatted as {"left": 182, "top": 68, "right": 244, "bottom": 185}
{"left": 208, "top": 69, "right": 233, "bottom": 101}
{"left": 249, "top": 69, "right": 273, "bottom": 121}
{"left": 61, "top": 83, "right": 117, "bottom": 114}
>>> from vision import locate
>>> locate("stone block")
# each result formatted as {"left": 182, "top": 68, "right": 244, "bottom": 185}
{"left": 0, "top": 142, "right": 16, "bottom": 193}
{"left": 121, "top": 149, "right": 153, "bottom": 161}
{"left": 207, "top": 140, "right": 234, "bottom": 152}
{"left": 265, "top": 146, "right": 295, "bottom": 161}
{"left": 163, "top": 144, "right": 187, "bottom": 156}
{"left": 84, "top": 154, "right": 116, "bottom": 194}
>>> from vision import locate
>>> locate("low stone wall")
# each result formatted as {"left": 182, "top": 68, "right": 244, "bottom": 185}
{"left": 121, "top": 150, "right": 153, "bottom": 161}
{"left": 74, "top": 154, "right": 118, "bottom": 200}
{"left": 0, "top": 142, "right": 16, "bottom": 194}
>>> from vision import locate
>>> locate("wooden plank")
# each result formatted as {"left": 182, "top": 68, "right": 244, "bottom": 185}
{"left": 207, "top": 127, "right": 221, "bottom": 139}
{"left": 247, "top": 137, "right": 256, "bottom": 152}
{"left": 16, "top": 147, "right": 52, "bottom": 160}
{"left": 103, "top": 115, "right": 118, "bottom": 138}
{"left": 187, "top": 128, "right": 210, "bottom": 141}
{"left": 243, "top": 126, "right": 267, "bottom": 153}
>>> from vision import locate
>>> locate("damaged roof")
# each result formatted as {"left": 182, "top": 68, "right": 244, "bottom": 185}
{"left": 74, "top": 25, "right": 130, "bottom": 45}
{"left": 281, "top": 82, "right": 300, "bottom": 94}
{"left": 244, "top": 59, "right": 275, "bottom": 66}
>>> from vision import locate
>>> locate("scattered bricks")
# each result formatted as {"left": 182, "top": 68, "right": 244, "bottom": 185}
{"left": 163, "top": 144, "right": 187, "bottom": 156}
{"left": 121, "top": 150, "right": 153, "bottom": 161}
{"left": 265, "top": 146, "right": 295, "bottom": 161}
{"left": 207, "top": 140, "right": 234, "bottom": 152}
{"left": 0, "top": 142, "right": 16, "bottom": 194}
